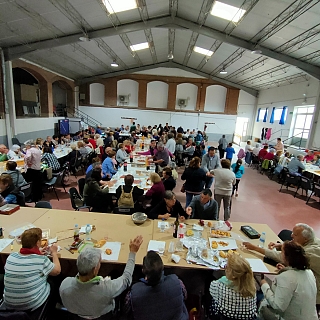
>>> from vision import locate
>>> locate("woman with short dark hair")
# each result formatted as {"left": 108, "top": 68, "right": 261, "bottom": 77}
{"left": 42, "top": 146, "right": 61, "bottom": 173}
{"left": 259, "top": 241, "right": 318, "bottom": 320}
{"left": 125, "top": 251, "right": 188, "bottom": 320}
{"left": 181, "top": 156, "right": 206, "bottom": 207}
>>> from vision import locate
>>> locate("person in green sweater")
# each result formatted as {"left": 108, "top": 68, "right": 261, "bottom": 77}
{"left": 0, "top": 144, "right": 9, "bottom": 162}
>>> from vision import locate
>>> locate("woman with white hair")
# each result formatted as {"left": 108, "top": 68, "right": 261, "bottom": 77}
{"left": 59, "top": 235, "right": 143, "bottom": 319}
{"left": 7, "top": 144, "right": 24, "bottom": 160}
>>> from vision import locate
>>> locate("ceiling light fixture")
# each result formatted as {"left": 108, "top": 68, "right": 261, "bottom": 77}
{"left": 79, "top": 33, "right": 90, "bottom": 42}
{"left": 210, "top": 1, "right": 246, "bottom": 23}
{"left": 168, "top": 51, "right": 174, "bottom": 60}
{"left": 102, "top": 0, "right": 137, "bottom": 14}
{"left": 111, "top": 61, "right": 119, "bottom": 67}
{"left": 219, "top": 68, "right": 228, "bottom": 75}
{"left": 130, "top": 42, "right": 149, "bottom": 51}
{"left": 193, "top": 46, "right": 214, "bottom": 56}
{"left": 251, "top": 49, "right": 262, "bottom": 54}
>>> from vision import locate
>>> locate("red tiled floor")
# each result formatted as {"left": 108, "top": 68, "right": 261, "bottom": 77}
{"left": 39, "top": 164, "right": 320, "bottom": 237}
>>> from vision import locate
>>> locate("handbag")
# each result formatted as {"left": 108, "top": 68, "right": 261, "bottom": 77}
{"left": 181, "top": 183, "right": 186, "bottom": 193}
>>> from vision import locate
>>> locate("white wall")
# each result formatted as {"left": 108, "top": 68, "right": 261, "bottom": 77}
{"left": 146, "top": 81, "right": 168, "bottom": 109}
{"left": 237, "top": 90, "right": 257, "bottom": 138}
{"left": 15, "top": 117, "right": 64, "bottom": 135}
{"left": 252, "top": 79, "right": 320, "bottom": 143}
{"left": 79, "top": 105, "right": 237, "bottom": 140}
{"left": 175, "top": 83, "right": 198, "bottom": 111}
{"left": 134, "top": 67, "right": 205, "bottom": 78}
{"left": 117, "top": 79, "right": 138, "bottom": 107}
{"left": 204, "top": 85, "right": 227, "bottom": 112}
{"left": 89, "top": 83, "right": 105, "bottom": 105}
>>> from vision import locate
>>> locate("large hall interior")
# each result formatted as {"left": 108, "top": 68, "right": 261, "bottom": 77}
{"left": 0, "top": 0, "right": 320, "bottom": 319}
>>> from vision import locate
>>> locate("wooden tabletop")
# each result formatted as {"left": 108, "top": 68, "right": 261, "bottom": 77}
{"left": 152, "top": 219, "right": 280, "bottom": 273}
{"left": 1, "top": 209, "right": 280, "bottom": 273}
{"left": 1, "top": 207, "right": 50, "bottom": 237}
{"left": 2, "top": 209, "right": 154, "bottom": 265}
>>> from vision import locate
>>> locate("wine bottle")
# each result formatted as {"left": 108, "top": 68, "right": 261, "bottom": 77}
{"left": 173, "top": 215, "right": 179, "bottom": 238}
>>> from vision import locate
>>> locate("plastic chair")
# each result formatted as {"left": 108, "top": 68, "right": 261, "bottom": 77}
{"left": 19, "top": 183, "right": 32, "bottom": 200}
{"left": 77, "top": 178, "right": 86, "bottom": 197}
{"left": 11, "top": 137, "right": 22, "bottom": 147}
{"left": 15, "top": 191, "right": 25, "bottom": 207}
{"left": 43, "top": 171, "right": 64, "bottom": 201}
{"left": 35, "top": 201, "right": 52, "bottom": 209}
{"left": 71, "top": 156, "right": 83, "bottom": 178}
{"left": 69, "top": 187, "right": 91, "bottom": 211}
{"left": 294, "top": 176, "right": 313, "bottom": 199}
{"left": 279, "top": 172, "right": 300, "bottom": 193}
{"left": 306, "top": 181, "right": 320, "bottom": 204}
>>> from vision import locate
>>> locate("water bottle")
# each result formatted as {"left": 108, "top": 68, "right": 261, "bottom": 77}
{"left": 160, "top": 218, "right": 166, "bottom": 233}
{"left": 73, "top": 224, "right": 80, "bottom": 241}
{"left": 259, "top": 232, "right": 266, "bottom": 248}
{"left": 85, "top": 224, "right": 91, "bottom": 241}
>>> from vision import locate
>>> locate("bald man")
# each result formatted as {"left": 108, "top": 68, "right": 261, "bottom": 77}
{"left": 0, "top": 144, "right": 9, "bottom": 162}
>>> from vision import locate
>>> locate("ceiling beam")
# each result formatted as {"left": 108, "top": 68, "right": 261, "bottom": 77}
{"left": 77, "top": 61, "right": 258, "bottom": 96}
{"left": 3, "top": 16, "right": 173, "bottom": 60}
{"left": 4, "top": 15, "right": 320, "bottom": 81}
{"left": 173, "top": 17, "right": 320, "bottom": 80}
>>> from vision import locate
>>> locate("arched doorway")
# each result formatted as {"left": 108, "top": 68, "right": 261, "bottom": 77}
{"left": 52, "top": 80, "right": 74, "bottom": 116}
{"left": 12, "top": 68, "right": 40, "bottom": 117}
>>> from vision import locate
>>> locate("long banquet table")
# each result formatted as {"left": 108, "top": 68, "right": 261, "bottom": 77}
{"left": 0, "top": 208, "right": 280, "bottom": 274}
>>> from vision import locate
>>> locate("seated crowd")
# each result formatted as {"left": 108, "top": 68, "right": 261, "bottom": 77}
{"left": 1, "top": 125, "right": 320, "bottom": 319}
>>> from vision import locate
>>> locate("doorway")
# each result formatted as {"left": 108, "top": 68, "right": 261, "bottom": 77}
{"left": 234, "top": 117, "right": 249, "bottom": 145}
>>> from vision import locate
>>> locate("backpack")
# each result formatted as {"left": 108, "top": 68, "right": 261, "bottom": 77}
{"left": 118, "top": 186, "right": 134, "bottom": 208}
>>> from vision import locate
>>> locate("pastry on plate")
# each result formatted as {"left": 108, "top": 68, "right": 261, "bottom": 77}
{"left": 211, "top": 241, "right": 218, "bottom": 249}
{"left": 105, "top": 248, "right": 112, "bottom": 255}
{"left": 94, "top": 239, "right": 107, "bottom": 248}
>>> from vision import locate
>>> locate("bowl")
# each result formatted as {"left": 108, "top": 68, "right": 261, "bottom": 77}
{"left": 132, "top": 212, "right": 148, "bottom": 224}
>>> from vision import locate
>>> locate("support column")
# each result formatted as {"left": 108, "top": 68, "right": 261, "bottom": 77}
{"left": 225, "top": 88, "right": 240, "bottom": 115}
{"left": 105, "top": 79, "right": 117, "bottom": 107}
{"left": 74, "top": 86, "right": 79, "bottom": 109}
{"left": 4, "top": 60, "right": 16, "bottom": 147}
{"left": 47, "top": 81, "right": 53, "bottom": 117}
{"left": 198, "top": 84, "right": 207, "bottom": 112}
{"left": 138, "top": 80, "right": 147, "bottom": 108}
{"left": 167, "top": 82, "right": 177, "bottom": 111}
{"left": 307, "top": 82, "right": 320, "bottom": 149}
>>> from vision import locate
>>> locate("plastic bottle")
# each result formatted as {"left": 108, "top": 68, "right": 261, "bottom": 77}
{"left": 123, "top": 161, "right": 127, "bottom": 172}
{"left": 130, "top": 153, "right": 133, "bottom": 163}
{"left": 73, "top": 224, "right": 80, "bottom": 241}
{"left": 259, "top": 232, "right": 266, "bottom": 248}
{"left": 85, "top": 224, "right": 91, "bottom": 241}
{"left": 160, "top": 218, "right": 166, "bottom": 233}
{"left": 177, "top": 224, "right": 185, "bottom": 239}
{"left": 141, "top": 142, "right": 145, "bottom": 150}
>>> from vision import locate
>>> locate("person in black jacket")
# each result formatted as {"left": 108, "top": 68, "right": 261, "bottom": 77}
{"left": 148, "top": 191, "right": 190, "bottom": 221}
{"left": 181, "top": 156, "right": 206, "bottom": 208}
{"left": 162, "top": 167, "right": 176, "bottom": 191}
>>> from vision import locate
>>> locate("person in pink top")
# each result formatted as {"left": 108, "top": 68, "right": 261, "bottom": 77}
{"left": 138, "top": 140, "right": 174, "bottom": 158}
{"left": 304, "top": 150, "right": 314, "bottom": 163}
{"left": 145, "top": 173, "right": 165, "bottom": 210}
{"left": 263, "top": 148, "right": 275, "bottom": 160}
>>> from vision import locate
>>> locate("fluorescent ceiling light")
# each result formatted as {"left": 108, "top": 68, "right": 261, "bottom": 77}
{"left": 219, "top": 69, "right": 227, "bottom": 74}
{"left": 102, "top": 0, "right": 137, "bottom": 14}
{"left": 168, "top": 51, "right": 174, "bottom": 60}
{"left": 111, "top": 61, "right": 119, "bottom": 67}
{"left": 193, "top": 46, "right": 214, "bottom": 57}
{"left": 79, "top": 34, "right": 90, "bottom": 42}
{"left": 130, "top": 42, "right": 149, "bottom": 51}
{"left": 210, "top": 1, "right": 246, "bottom": 23}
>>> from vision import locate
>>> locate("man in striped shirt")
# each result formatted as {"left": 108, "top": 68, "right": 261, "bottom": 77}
{"left": 3, "top": 228, "right": 61, "bottom": 316}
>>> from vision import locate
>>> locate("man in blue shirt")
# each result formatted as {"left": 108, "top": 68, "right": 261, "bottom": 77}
{"left": 288, "top": 155, "right": 305, "bottom": 176}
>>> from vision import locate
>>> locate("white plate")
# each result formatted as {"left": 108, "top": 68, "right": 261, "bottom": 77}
{"left": 209, "top": 238, "right": 238, "bottom": 250}
{"left": 192, "top": 224, "right": 204, "bottom": 231}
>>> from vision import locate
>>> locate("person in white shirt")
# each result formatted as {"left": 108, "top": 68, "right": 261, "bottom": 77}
{"left": 165, "top": 133, "right": 176, "bottom": 154}
{"left": 258, "top": 241, "right": 318, "bottom": 320}
{"left": 252, "top": 143, "right": 261, "bottom": 156}
{"left": 244, "top": 141, "right": 253, "bottom": 153}
{"left": 210, "top": 159, "right": 236, "bottom": 221}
